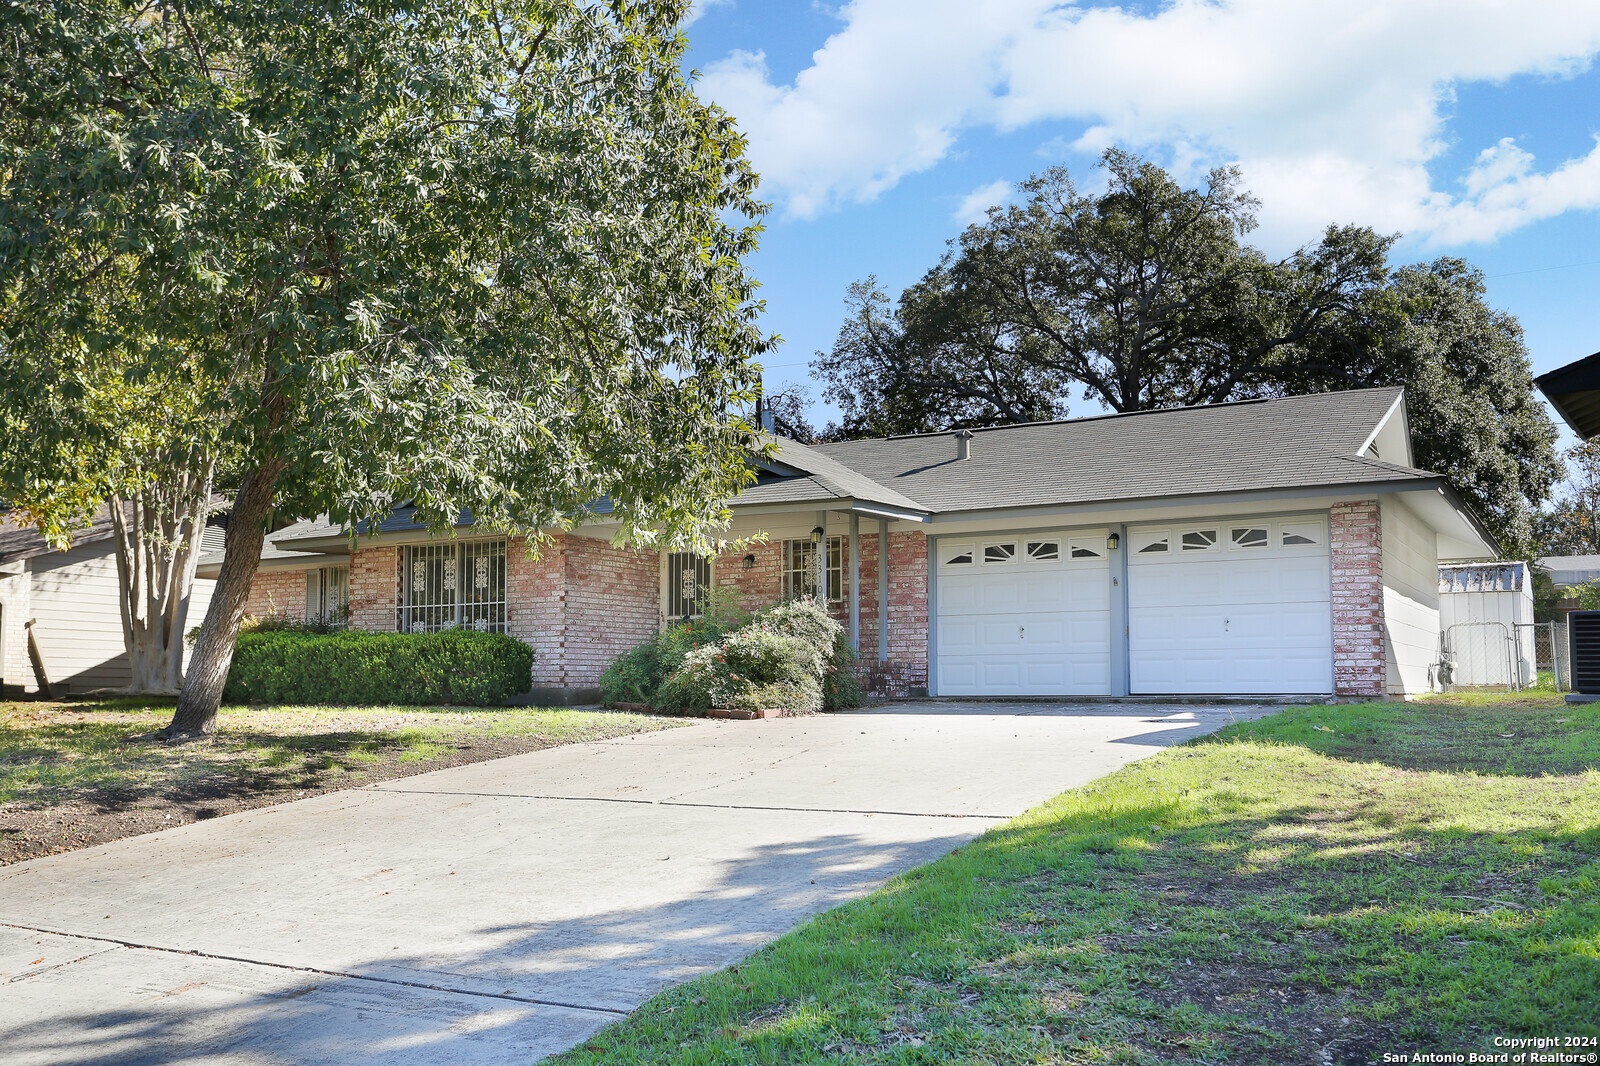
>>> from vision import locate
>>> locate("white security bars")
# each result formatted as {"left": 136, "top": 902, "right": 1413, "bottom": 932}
{"left": 400, "top": 540, "right": 507, "bottom": 633}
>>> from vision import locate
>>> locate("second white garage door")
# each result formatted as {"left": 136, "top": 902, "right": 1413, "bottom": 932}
{"left": 936, "top": 530, "right": 1111, "bottom": 696}
{"left": 1127, "top": 515, "right": 1333, "bottom": 694}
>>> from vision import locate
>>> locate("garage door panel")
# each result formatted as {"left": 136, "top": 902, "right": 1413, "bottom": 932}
{"left": 939, "top": 619, "right": 979, "bottom": 653}
{"left": 936, "top": 529, "right": 1110, "bottom": 696}
{"left": 1127, "top": 515, "right": 1332, "bottom": 695}
{"left": 939, "top": 578, "right": 981, "bottom": 613}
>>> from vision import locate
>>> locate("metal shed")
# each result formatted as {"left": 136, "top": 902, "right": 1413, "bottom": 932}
{"left": 1437, "top": 562, "right": 1536, "bottom": 688}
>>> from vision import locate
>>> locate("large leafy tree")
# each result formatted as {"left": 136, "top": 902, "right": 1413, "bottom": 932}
{"left": 1281, "top": 258, "right": 1561, "bottom": 547}
{"left": 1534, "top": 441, "right": 1600, "bottom": 557}
{"left": 816, "top": 150, "right": 1392, "bottom": 431}
{"left": 2, "top": 323, "right": 227, "bottom": 693}
{"left": 1, "top": 0, "right": 769, "bottom": 735}
{"left": 815, "top": 152, "right": 1558, "bottom": 545}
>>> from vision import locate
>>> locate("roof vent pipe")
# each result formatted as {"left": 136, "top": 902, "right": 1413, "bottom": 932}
{"left": 954, "top": 428, "right": 974, "bottom": 460}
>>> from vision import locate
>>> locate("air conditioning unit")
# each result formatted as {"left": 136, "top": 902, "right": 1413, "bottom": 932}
{"left": 1569, "top": 611, "right": 1600, "bottom": 695}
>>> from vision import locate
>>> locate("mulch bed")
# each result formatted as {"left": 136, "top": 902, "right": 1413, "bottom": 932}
{"left": 0, "top": 732, "right": 585, "bottom": 866}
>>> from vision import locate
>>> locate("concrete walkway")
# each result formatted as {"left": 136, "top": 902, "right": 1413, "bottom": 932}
{"left": 0, "top": 702, "right": 1270, "bottom": 1065}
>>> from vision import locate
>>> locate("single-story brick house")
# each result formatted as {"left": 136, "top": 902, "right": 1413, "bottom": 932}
{"left": 201, "top": 387, "right": 1496, "bottom": 702}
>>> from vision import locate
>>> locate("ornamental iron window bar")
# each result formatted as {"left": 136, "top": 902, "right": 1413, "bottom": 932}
{"left": 400, "top": 540, "right": 507, "bottom": 633}
{"left": 664, "top": 552, "right": 713, "bottom": 619}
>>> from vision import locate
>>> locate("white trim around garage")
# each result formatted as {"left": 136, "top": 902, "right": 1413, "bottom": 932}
{"left": 926, "top": 510, "right": 1339, "bottom": 698}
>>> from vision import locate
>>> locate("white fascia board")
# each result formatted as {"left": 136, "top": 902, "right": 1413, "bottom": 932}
{"left": 924, "top": 481, "right": 1440, "bottom": 532}
{"left": 1358, "top": 393, "right": 1413, "bottom": 466}
{"left": 725, "top": 497, "right": 930, "bottom": 522}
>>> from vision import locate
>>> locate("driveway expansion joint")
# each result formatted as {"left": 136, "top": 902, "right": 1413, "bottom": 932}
{"left": 0, "top": 920, "right": 629, "bottom": 1016}
{"left": 363, "top": 786, "right": 1009, "bottom": 820}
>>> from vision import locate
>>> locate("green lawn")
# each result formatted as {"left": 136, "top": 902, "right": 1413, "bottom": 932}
{"left": 1, "top": 699, "right": 677, "bottom": 807}
{"left": 553, "top": 698, "right": 1600, "bottom": 1065}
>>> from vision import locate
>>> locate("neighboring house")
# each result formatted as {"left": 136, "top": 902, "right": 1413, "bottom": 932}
{"left": 206, "top": 387, "right": 1495, "bottom": 703}
{"left": 0, "top": 508, "right": 222, "bottom": 697}
{"left": 1532, "top": 555, "right": 1600, "bottom": 618}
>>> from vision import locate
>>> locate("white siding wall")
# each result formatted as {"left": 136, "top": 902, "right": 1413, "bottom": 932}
{"left": 29, "top": 543, "right": 129, "bottom": 693}
{"left": 1381, "top": 498, "right": 1440, "bottom": 698}
{"left": 21, "top": 543, "right": 218, "bottom": 695}
{"left": 1, "top": 565, "right": 32, "bottom": 694}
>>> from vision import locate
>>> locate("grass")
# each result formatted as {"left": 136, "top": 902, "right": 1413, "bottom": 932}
{"left": 0, "top": 698, "right": 680, "bottom": 808}
{"left": 552, "top": 700, "right": 1600, "bottom": 1065}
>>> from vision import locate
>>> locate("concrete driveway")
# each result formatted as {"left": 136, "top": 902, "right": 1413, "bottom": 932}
{"left": 0, "top": 701, "right": 1271, "bottom": 1065}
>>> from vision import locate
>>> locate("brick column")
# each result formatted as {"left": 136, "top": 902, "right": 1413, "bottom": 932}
{"left": 1331, "top": 500, "right": 1384, "bottom": 698}
{"left": 886, "top": 530, "right": 929, "bottom": 692}
{"left": 348, "top": 546, "right": 399, "bottom": 632}
{"left": 507, "top": 535, "right": 567, "bottom": 687}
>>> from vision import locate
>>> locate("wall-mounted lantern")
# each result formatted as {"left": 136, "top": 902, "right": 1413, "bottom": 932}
{"left": 742, "top": 553, "right": 756, "bottom": 570}
{"left": 810, "top": 525, "right": 825, "bottom": 545}
{"left": 1107, "top": 532, "right": 1121, "bottom": 551}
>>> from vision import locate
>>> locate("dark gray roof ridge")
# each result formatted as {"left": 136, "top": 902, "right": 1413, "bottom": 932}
{"left": 848, "top": 386, "right": 1402, "bottom": 443}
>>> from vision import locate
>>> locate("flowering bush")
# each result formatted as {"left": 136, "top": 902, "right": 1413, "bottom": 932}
{"left": 655, "top": 627, "right": 824, "bottom": 714}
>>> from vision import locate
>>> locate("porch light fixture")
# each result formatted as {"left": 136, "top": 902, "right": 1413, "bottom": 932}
{"left": 1107, "top": 532, "right": 1121, "bottom": 550}
{"left": 810, "top": 525, "right": 825, "bottom": 545}
{"left": 742, "top": 553, "right": 756, "bottom": 570}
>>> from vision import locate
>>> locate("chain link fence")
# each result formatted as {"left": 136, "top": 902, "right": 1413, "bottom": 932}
{"left": 1437, "top": 620, "right": 1566, "bottom": 693}
{"left": 1523, "top": 621, "right": 1569, "bottom": 692}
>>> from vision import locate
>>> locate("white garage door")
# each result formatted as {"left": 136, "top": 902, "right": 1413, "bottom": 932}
{"left": 936, "top": 530, "right": 1111, "bottom": 696}
{"left": 1127, "top": 515, "right": 1333, "bottom": 694}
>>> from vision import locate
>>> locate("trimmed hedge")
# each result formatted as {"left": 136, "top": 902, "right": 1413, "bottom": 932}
{"left": 224, "top": 629, "right": 534, "bottom": 706}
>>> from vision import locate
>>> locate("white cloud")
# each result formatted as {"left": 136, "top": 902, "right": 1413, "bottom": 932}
{"left": 698, "top": 0, "right": 1600, "bottom": 246}
{"left": 682, "top": 0, "right": 733, "bottom": 27}
{"left": 954, "top": 179, "right": 1014, "bottom": 225}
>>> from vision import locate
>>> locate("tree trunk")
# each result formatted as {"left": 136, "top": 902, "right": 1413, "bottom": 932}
{"left": 164, "top": 459, "right": 282, "bottom": 738}
{"left": 110, "top": 457, "right": 217, "bottom": 696}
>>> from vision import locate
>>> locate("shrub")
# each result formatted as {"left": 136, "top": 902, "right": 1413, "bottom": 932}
{"left": 598, "top": 586, "right": 750, "bottom": 704}
{"left": 655, "top": 629, "right": 824, "bottom": 715}
{"left": 224, "top": 629, "right": 533, "bottom": 706}
{"left": 750, "top": 598, "right": 864, "bottom": 711}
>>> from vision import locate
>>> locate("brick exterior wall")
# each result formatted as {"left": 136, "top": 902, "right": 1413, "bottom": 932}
{"left": 560, "top": 535, "right": 660, "bottom": 686}
{"left": 1331, "top": 500, "right": 1385, "bottom": 698}
{"left": 234, "top": 523, "right": 935, "bottom": 695}
{"left": 244, "top": 569, "right": 306, "bottom": 619}
{"left": 717, "top": 540, "right": 784, "bottom": 615}
{"left": 348, "top": 546, "right": 399, "bottom": 632}
{"left": 715, "top": 528, "right": 928, "bottom": 696}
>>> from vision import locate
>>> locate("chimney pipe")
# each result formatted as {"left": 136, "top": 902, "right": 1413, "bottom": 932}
{"left": 954, "top": 428, "right": 973, "bottom": 460}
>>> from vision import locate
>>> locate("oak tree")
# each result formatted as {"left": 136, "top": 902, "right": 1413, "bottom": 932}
{"left": 1, "top": 0, "right": 770, "bottom": 734}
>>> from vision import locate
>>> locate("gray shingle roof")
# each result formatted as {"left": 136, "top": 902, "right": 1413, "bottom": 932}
{"left": 0, "top": 506, "right": 120, "bottom": 564}
{"left": 731, "top": 435, "right": 929, "bottom": 512}
{"left": 198, "top": 515, "right": 348, "bottom": 569}
{"left": 806, "top": 387, "right": 1422, "bottom": 514}
{"left": 4, "top": 499, "right": 231, "bottom": 565}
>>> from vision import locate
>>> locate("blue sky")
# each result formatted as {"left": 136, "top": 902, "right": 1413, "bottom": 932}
{"left": 680, "top": 1, "right": 1600, "bottom": 441}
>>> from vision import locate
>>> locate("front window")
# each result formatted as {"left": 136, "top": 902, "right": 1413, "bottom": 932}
{"left": 784, "top": 537, "right": 844, "bottom": 603}
{"left": 400, "top": 540, "right": 507, "bottom": 633}
{"left": 664, "top": 552, "right": 712, "bottom": 619}
{"left": 306, "top": 566, "right": 348, "bottom": 623}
